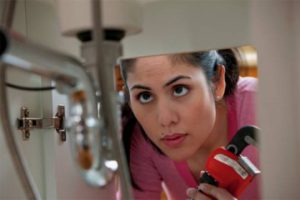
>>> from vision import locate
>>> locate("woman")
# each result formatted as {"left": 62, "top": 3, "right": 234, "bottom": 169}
{"left": 120, "top": 49, "right": 260, "bottom": 200}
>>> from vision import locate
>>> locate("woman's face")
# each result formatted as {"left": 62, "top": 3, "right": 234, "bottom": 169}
{"left": 126, "top": 55, "right": 217, "bottom": 161}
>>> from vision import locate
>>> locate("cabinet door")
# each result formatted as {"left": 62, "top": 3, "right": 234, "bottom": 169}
{"left": 0, "top": 0, "right": 46, "bottom": 199}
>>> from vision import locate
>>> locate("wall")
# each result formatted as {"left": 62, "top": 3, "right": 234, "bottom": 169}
{"left": 250, "top": 0, "right": 300, "bottom": 198}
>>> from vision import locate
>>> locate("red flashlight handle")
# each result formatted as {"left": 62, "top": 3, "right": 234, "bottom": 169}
{"left": 200, "top": 148, "right": 255, "bottom": 197}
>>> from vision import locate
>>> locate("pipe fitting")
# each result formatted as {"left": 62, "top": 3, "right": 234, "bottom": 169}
{"left": 0, "top": 29, "right": 115, "bottom": 187}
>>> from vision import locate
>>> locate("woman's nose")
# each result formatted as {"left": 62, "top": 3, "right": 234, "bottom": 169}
{"left": 157, "top": 100, "right": 179, "bottom": 127}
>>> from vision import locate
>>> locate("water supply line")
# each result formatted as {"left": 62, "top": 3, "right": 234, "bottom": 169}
{"left": 0, "top": 0, "right": 41, "bottom": 199}
{"left": 91, "top": 0, "right": 133, "bottom": 199}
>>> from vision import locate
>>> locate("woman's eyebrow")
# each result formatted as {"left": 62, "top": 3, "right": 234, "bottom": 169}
{"left": 163, "top": 75, "right": 191, "bottom": 87}
{"left": 130, "top": 75, "right": 191, "bottom": 91}
{"left": 130, "top": 84, "right": 151, "bottom": 91}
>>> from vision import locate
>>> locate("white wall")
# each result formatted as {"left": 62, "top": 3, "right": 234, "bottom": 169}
{"left": 250, "top": 0, "right": 300, "bottom": 198}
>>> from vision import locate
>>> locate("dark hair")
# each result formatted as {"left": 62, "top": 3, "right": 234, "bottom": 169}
{"left": 120, "top": 49, "right": 239, "bottom": 189}
{"left": 217, "top": 49, "right": 239, "bottom": 96}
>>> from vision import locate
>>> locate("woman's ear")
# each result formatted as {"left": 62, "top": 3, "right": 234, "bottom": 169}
{"left": 213, "top": 65, "right": 226, "bottom": 101}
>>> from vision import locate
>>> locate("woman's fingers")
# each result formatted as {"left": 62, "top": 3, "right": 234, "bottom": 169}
{"left": 198, "top": 183, "right": 237, "bottom": 200}
{"left": 186, "top": 184, "right": 237, "bottom": 200}
{"left": 186, "top": 187, "right": 211, "bottom": 200}
{"left": 186, "top": 187, "right": 196, "bottom": 199}
{"left": 186, "top": 188, "right": 196, "bottom": 196}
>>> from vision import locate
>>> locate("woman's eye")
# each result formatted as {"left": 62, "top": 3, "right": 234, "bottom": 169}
{"left": 138, "top": 92, "right": 153, "bottom": 104}
{"left": 173, "top": 85, "right": 189, "bottom": 97}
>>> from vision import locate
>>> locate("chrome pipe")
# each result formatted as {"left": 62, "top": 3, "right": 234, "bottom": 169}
{"left": 0, "top": 1, "right": 41, "bottom": 199}
{"left": 0, "top": 29, "right": 114, "bottom": 188}
{"left": 91, "top": 0, "right": 133, "bottom": 199}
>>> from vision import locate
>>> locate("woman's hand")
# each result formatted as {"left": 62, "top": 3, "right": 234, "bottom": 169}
{"left": 186, "top": 183, "right": 237, "bottom": 200}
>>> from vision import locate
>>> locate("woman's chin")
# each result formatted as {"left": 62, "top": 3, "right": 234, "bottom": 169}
{"left": 165, "top": 151, "right": 191, "bottom": 162}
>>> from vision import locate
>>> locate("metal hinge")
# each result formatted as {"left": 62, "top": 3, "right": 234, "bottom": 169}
{"left": 17, "top": 105, "right": 66, "bottom": 142}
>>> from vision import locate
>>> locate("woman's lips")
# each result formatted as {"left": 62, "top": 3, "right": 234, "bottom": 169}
{"left": 161, "top": 133, "right": 187, "bottom": 148}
